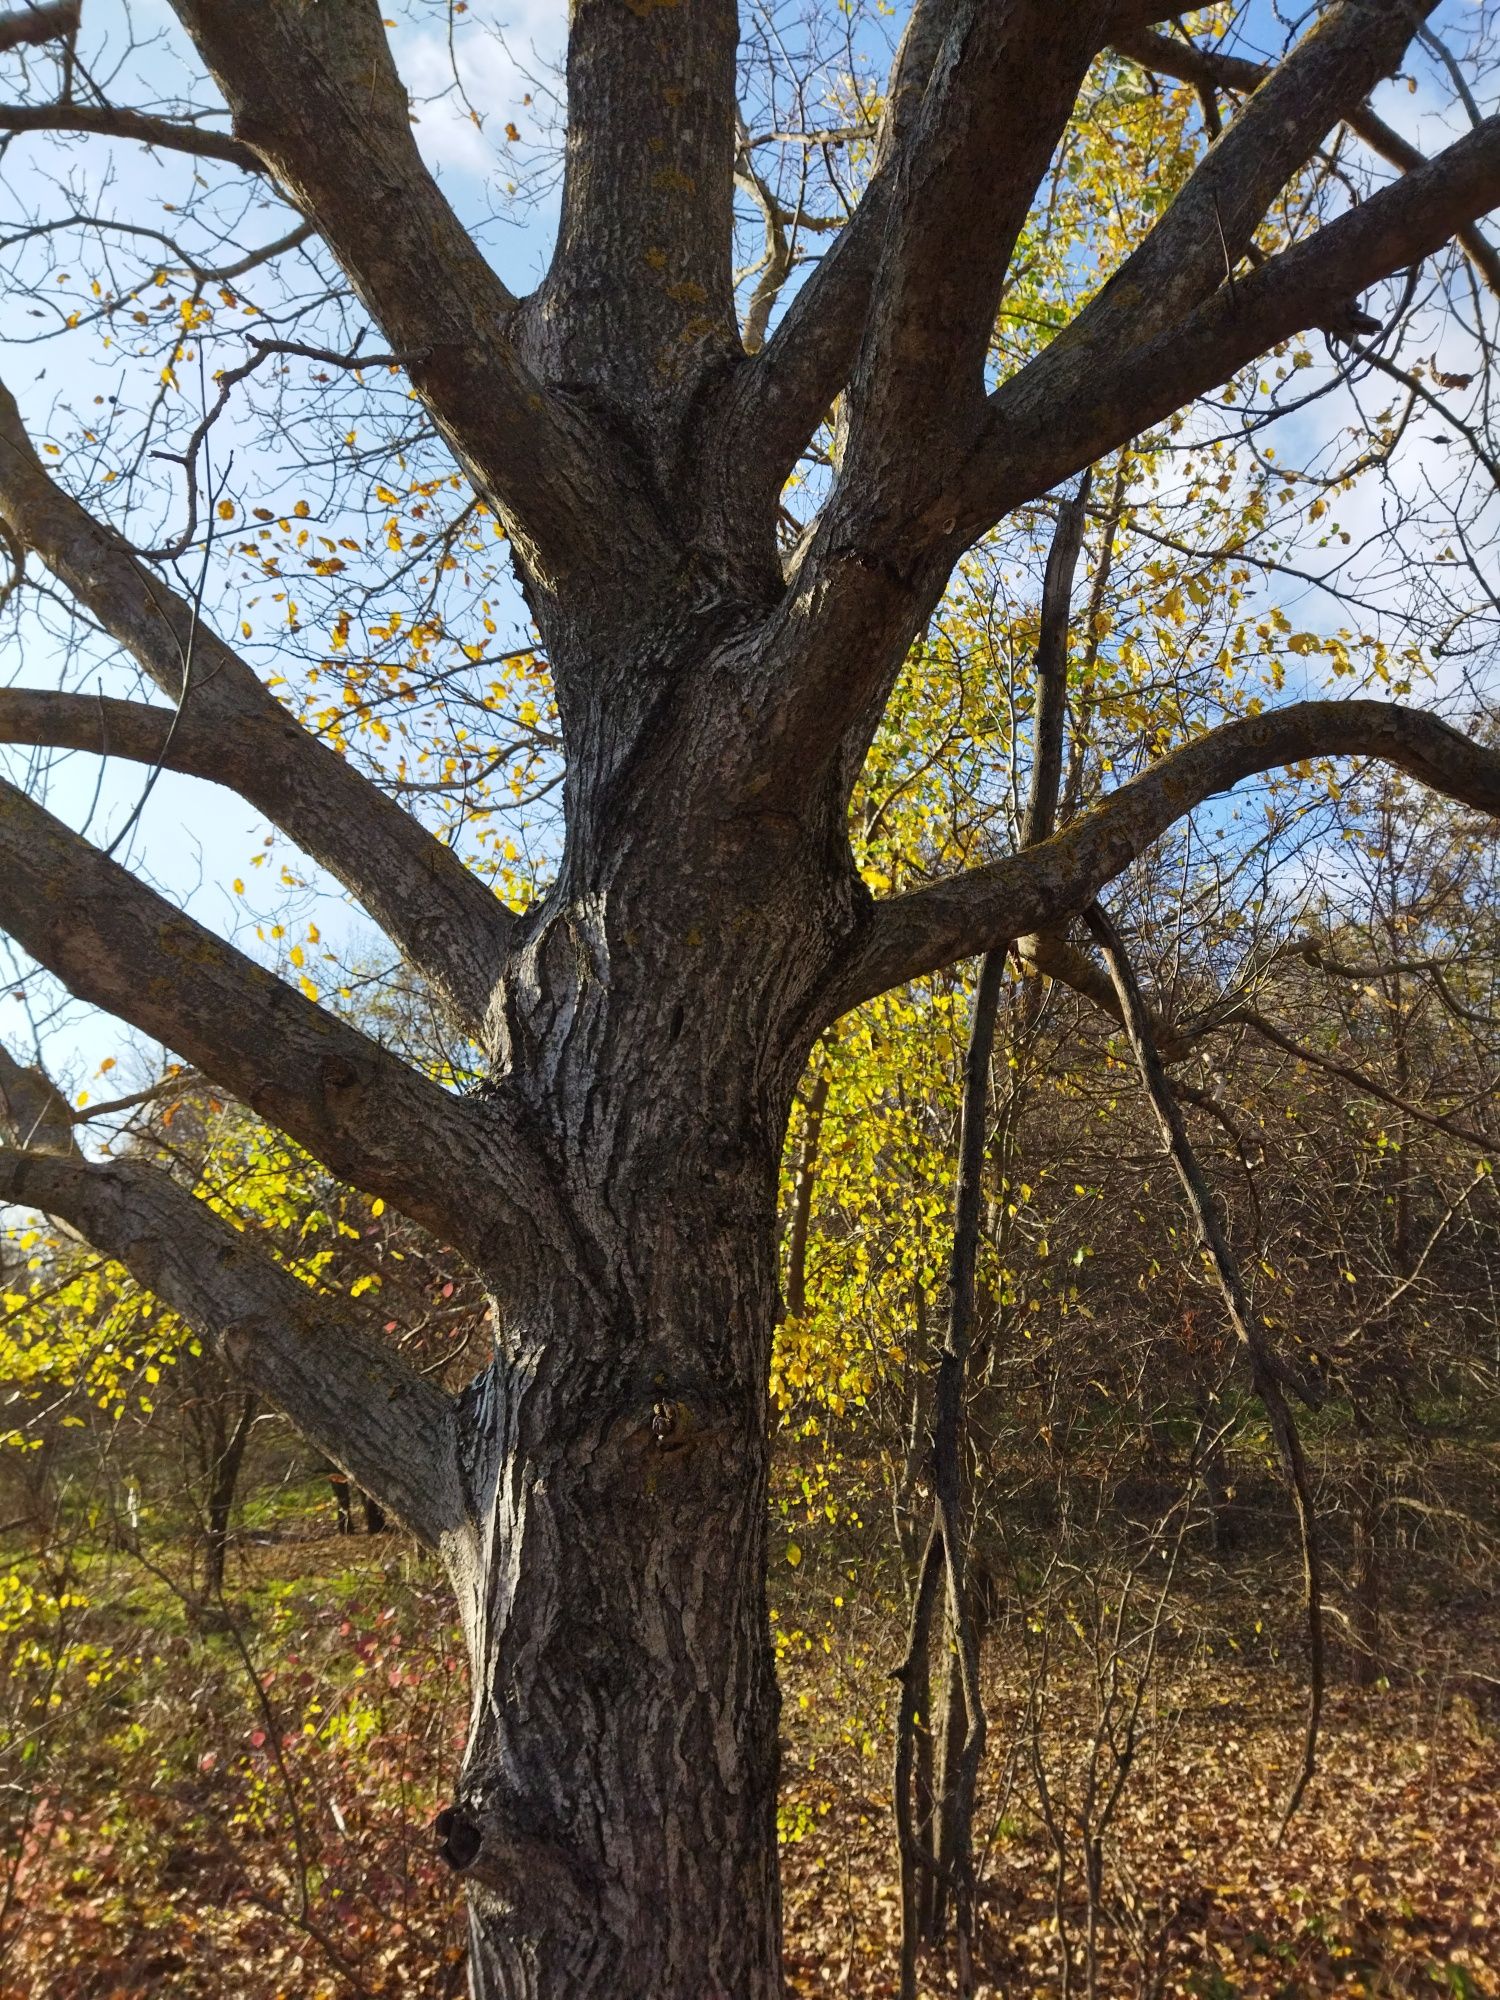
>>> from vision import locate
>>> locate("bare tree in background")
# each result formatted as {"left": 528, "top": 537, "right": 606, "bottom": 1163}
{"left": 1, "top": 3, "right": 1500, "bottom": 1993}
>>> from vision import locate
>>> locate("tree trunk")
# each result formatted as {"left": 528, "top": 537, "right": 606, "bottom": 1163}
{"left": 444, "top": 1218, "right": 784, "bottom": 1998}
{"left": 434, "top": 798, "right": 858, "bottom": 1998}
{"left": 201, "top": 1392, "right": 255, "bottom": 1602}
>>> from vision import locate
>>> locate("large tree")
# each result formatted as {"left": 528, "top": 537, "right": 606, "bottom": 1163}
{"left": 1, "top": 2, "right": 1499, "bottom": 1993}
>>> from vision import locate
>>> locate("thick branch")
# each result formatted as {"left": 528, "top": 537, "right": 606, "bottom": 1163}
{"left": 1063, "top": 0, "right": 1435, "bottom": 362}
{"left": 540, "top": 0, "right": 739, "bottom": 418}
{"left": 1115, "top": 22, "right": 1500, "bottom": 299}
{"left": 966, "top": 113, "right": 1500, "bottom": 538}
{"left": 830, "top": 702, "right": 1500, "bottom": 1014}
{"left": 0, "top": 382, "right": 507, "bottom": 1036}
{"left": 0, "top": 1145, "right": 466, "bottom": 1549}
{"left": 0, "top": 778, "right": 521, "bottom": 1265}
{"left": 827, "top": 1, "right": 1110, "bottom": 547}
{"left": 0, "top": 1041, "right": 74, "bottom": 1154}
{"left": 0, "top": 2, "right": 77, "bottom": 53}
{"left": 736, "top": 7, "right": 1115, "bottom": 797}
{"left": 721, "top": 0, "right": 957, "bottom": 497}
{"left": 167, "top": 0, "right": 664, "bottom": 598}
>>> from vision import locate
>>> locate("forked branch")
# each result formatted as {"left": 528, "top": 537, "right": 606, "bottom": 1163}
{"left": 1115, "top": 21, "right": 1500, "bottom": 297}
{"left": 1060, "top": 0, "right": 1437, "bottom": 363}
{"left": 166, "top": 0, "right": 665, "bottom": 595}
{"left": 967, "top": 113, "right": 1500, "bottom": 538}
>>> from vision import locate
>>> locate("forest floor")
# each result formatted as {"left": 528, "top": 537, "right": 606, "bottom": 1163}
{"left": 3, "top": 1498, "right": 1498, "bottom": 2000}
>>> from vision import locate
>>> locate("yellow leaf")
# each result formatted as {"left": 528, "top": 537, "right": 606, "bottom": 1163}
{"left": 786, "top": 1543, "right": 802, "bottom": 1568}
{"left": 370, "top": 1198, "right": 385, "bottom": 1218}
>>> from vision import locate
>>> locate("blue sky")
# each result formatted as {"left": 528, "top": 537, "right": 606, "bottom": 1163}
{"left": 0, "top": 0, "right": 1493, "bottom": 1113}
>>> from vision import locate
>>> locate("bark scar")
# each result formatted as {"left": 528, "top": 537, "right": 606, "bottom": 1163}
{"left": 434, "top": 1794, "right": 595, "bottom": 1925}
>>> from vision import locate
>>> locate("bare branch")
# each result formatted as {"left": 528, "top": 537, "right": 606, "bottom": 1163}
{"left": 829, "top": 701, "right": 1500, "bottom": 1014}
{"left": 965, "top": 113, "right": 1500, "bottom": 543}
{"left": 0, "top": 1143, "right": 467, "bottom": 1549}
{"left": 1064, "top": 0, "right": 1437, "bottom": 364}
{"left": 1237, "top": 1007, "right": 1499, "bottom": 1154}
{"left": 538, "top": 0, "right": 740, "bottom": 416}
{"left": 1020, "top": 473, "right": 1091, "bottom": 850}
{"left": 0, "top": 99, "right": 263, "bottom": 171}
{"left": 0, "top": 777, "right": 521, "bottom": 1264}
{"left": 0, "top": 381, "right": 508, "bottom": 1036}
{"left": 1115, "top": 22, "right": 1500, "bottom": 298}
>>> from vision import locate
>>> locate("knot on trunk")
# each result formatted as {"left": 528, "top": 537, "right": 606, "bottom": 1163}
{"left": 434, "top": 1802, "right": 483, "bottom": 1872}
{"left": 433, "top": 1791, "right": 596, "bottom": 1925}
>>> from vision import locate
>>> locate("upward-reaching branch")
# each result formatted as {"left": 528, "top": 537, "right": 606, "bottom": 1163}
{"left": 825, "top": 1, "right": 1110, "bottom": 546}
{"left": 1114, "top": 21, "right": 1500, "bottom": 297}
{"left": 0, "top": 381, "right": 507, "bottom": 1038}
{"left": 962, "top": 111, "right": 1500, "bottom": 546}
{"left": 1056, "top": 0, "right": 1436, "bottom": 363}
{"left": 737, "top": 4, "right": 1117, "bottom": 800}
{"left": 0, "top": 779, "right": 534, "bottom": 1270}
{"left": 537, "top": 0, "right": 740, "bottom": 433}
{"left": 167, "top": 0, "right": 666, "bottom": 598}
{"left": 720, "top": 0, "right": 958, "bottom": 501}
{"left": 1019, "top": 475, "right": 1091, "bottom": 852}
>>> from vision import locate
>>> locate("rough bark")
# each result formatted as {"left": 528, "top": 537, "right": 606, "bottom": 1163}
{"left": 0, "top": 2, "right": 1498, "bottom": 1992}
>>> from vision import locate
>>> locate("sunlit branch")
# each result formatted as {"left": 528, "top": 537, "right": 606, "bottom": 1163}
{"left": 966, "top": 114, "right": 1500, "bottom": 541}
{"left": 830, "top": 702, "right": 1500, "bottom": 1013}
{"left": 0, "top": 99, "right": 263, "bottom": 171}
{"left": 167, "top": 0, "right": 667, "bottom": 599}
{"left": 1114, "top": 22, "right": 1500, "bottom": 299}
{"left": 0, "top": 383, "right": 510, "bottom": 1036}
